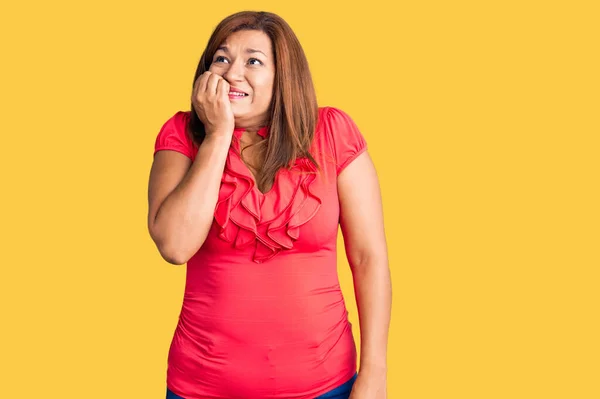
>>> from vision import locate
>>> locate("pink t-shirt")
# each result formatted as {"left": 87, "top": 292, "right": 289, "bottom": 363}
{"left": 154, "top": 106, "right": 367, "bottom": 399}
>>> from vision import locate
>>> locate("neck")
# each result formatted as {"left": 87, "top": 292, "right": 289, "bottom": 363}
{"left": 235, "top": 123, "right": 265, "bottom": 133}
{"left": 240, "top": 127, "right": 261, "bottom": 134}
{"left": 240, "top": 130, "right": 265, "bottom": 145}
{"left": 234, "top": 116, "right": 268, "bottom": 132}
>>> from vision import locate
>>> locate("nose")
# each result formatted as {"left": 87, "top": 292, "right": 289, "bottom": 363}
{"left": 223, "top": 58, "right": 244, "bottom": 83}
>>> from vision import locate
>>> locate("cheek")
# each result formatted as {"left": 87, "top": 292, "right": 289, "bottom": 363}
{"left": 253, "top": 79, "right": 274, "bottom": 101}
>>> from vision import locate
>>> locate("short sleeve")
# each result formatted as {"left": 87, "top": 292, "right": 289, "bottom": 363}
{"left": 325, "top": 107, "right": 368, "bottom": 175}
{"left": 153, "top": 111, "right": 194, "bottom": 160}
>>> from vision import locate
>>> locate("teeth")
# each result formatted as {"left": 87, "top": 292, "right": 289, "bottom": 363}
{"left": 229, "top": 92, "right": 246, "bottom": 96}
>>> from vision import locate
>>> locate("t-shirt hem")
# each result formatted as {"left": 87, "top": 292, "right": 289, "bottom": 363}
{"left": 166, "top": 368, "right": 357, "bottom": 399}
{"left": 307, "top": 368, "right": 358, "bottom": 399}
{"left": 336, "top": 145, "right": 368, "bottom": 176}
{"left": 154, "top": 146, "right": 193, "bottom": 160}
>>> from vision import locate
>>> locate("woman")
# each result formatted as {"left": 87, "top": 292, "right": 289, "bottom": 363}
{"left": 148, "top": 11, "right": 391, "bottom": 399}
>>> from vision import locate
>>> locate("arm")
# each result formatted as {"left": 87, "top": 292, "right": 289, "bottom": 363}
{"left": 338, "top": 151, "right": 391, "bottom": 397}
{"left": 147, "top": 134, "right": 231, "bottom": 265}
{"left": 148, "top": 72, "right": 235, "bottom": 265}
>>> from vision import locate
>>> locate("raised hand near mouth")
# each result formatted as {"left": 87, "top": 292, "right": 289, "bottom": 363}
{"left": 192, "top": 71, "right": 235, "bottom": 140}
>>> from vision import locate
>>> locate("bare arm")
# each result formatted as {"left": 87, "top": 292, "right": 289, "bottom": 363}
{"left": 148, "top": 72, "right": 235, "bottom": 265}
{"left": 339, "top": 151, "right": 391, "bottom": 397}
{"left": 147, "top": 134, "right": 231, "bottom": 265}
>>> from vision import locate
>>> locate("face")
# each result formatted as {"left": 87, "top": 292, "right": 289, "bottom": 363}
{"left": 209, "top": 30, "right": 275, "bottom": 128}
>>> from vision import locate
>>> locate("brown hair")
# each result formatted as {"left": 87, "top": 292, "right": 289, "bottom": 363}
{"left": 188, "top": 11, "right": 319, "bottom": 192}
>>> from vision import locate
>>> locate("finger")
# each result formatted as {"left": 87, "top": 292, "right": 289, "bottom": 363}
{"left": 197, "top": 72, "right": 212, "bottom": 93}
{"left": 194, "top": 72, "right": 212, "bottom": 96}
{"left": 205, "top": 73, "right": 222, "bottom": 97}
{"left": 217, "top": 78, "right": 230, "bottom": 100}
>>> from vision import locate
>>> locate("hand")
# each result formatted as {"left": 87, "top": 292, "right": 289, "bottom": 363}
{"left": 191, "top": 71, "right": 235, "bottom": 138}
{"left": 349, "top": 370, "right": 387, "bottom": 399}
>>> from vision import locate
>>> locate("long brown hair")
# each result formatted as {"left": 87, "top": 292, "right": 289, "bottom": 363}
{"left": 188, "top": 11, "right": 319, "bottom": 192}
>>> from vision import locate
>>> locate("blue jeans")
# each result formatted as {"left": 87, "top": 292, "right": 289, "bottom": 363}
{"left": 166, "top": 372, "right": 358, "bottom": 399}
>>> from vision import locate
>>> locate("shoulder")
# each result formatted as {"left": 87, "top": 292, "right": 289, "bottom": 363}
{"left": 315, "top": 106, "right": 368, "bottom": 175}
{"left": 154, "top": 110, "right": 195, "bottom": 160}
{"left": 316, "top": 106, "right": 364, "bottom": 140}
{"left": 317, "top": 105, "right": 351, "bottom": 120}
{"left": 317, "top": 106, "right": 349, "bottom": 128}
{"left": 164, "top": 110, "right": 191, "bottom": 131}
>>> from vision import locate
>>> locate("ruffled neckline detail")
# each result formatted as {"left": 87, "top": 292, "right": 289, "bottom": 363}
{"left": 214, "top": 128, "right": 321, "bottom": 263}
{"left": 233, "top": 126, "right": 269, "bottom": 140}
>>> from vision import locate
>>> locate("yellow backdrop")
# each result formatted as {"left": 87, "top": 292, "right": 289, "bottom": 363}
{"left": 1, "top": 0, "right": 598, "bottom": 398}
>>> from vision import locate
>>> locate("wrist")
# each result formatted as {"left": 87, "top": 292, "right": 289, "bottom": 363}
{"left": 203, "top": 132, "right": 232, "bottom": 147}
{"left": 358, "top": 360, "right": 387, "bottom": 376}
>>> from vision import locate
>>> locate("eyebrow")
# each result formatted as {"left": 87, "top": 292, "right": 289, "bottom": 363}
{"left": 217, "top": 46, "right": 267, "bottom": 57}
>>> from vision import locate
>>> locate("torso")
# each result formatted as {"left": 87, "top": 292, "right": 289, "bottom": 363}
{"left": 166, "top": 107, "right": 357, "bottom": 399}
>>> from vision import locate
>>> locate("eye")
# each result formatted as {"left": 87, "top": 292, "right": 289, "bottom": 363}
{"left": 214, "top": 55, "right": 229, "bottom": 63}
{"left": 248, "top": 58, "right": 263, "bottom": 66}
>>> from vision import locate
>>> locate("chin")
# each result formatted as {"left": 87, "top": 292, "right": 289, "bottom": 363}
{"left": 231, "top": 109, "right": 247, "bottom": 119}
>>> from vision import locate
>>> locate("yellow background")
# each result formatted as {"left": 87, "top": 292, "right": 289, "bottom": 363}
{"left": 1, "top": 0, "right": 598, "bottom": 398}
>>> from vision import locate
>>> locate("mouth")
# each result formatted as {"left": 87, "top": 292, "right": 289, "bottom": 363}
{"left": 228, "top": 87, "right": 249, "bottom": 98}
